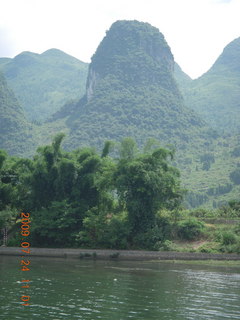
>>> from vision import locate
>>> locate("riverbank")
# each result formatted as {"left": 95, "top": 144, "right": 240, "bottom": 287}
{"left": 0, "top": 246, "right": 240, "bottom": 261}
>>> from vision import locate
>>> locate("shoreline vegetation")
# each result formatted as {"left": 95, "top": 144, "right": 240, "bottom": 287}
{"left": 1, "top": 136, "right": 240, "bottom": 253}
{"left": 0, "top": 247, "right": 239, "bottom": 262}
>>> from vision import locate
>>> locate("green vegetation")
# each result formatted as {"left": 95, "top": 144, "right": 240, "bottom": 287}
{"left": 177, "top": 218, "right": 205, "bottom": 240}
{"left": 0, "top": 49, "right": 88, "bottom": 121}
{"left": 180, "top": 134, "right": 240, "bottom": 209}
{"left": 0, "top": 72, "right": 36, "bottom": 156}
{"left": 230, "top": 168, "right": 240, "bottom": 185}
{"left": 175, "top": 37, "right": 240, "bottom": 133}
{"left": 0, "top": 19, "right": 239, "bottom": 211}
{"left": 174, "top": 38, "right": 240, "bottom": 207}
{"left": 0, "top": 135, "right": 180, "bottom": 249}
{"left": 1, "top": 135, "right": 239, "bottom": 253}
{"left": 55, "top": 20, "right": 209, "bottom": 153}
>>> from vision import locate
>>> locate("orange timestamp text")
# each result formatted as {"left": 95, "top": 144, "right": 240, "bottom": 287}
{"left": 20, "top": 212, "right": 31, "bottom": 306}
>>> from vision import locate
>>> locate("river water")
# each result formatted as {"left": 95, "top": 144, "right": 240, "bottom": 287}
{"left": 0, "top": 256, "right": 240, "bottom": 319}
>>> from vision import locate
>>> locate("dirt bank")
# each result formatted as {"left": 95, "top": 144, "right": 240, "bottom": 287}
{"left": 0, "top": 246, "right": 239, "bottom": 261}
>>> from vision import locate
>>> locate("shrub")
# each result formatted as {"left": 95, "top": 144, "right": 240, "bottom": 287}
{"left": 158, "top": 240, "right": 178, "bottom": 251}
{"left": 76, "top": 210, "right": 129, "bottom": 249}
{"left": 132, "top": 215, "right": 173, "bottom": 250}
{"left": 191, "top": 208, "right": 213, "bottom": 218}
{"left": 234, "top": 239, "right": 240, "bottom": 254}
{"left": 197, "top": 242, "right": 219, "bottom": 253}
{"left": 234, "top": 223, "right": 240, "bottom": 235}
{"left": 219, "top": 239, "right": 240, "bottom": 254}
{"left": 155, "top": 214, "right": 172, "bottom": 239}
{"left": 133, "top": 226, "right": 165, "bottom": 250}
{"left": 221, "top": 231, "right": 237, "bottom": 246}
{"left": 177, "top": 218, "right": 205, "bottom": 240}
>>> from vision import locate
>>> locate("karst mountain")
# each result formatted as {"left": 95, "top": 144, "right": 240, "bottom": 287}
{"left": 53, "top": 20, "right": 208, "bottom": 151}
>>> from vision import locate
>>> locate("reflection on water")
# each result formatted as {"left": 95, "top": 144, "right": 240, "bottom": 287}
{"left": 0, "top": 256, "right": 240, "bottom": 319}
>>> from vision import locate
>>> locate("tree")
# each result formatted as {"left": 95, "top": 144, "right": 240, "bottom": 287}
{"left": 0, "top": 151, "right": 22, "bottom": 245}
{"left": 118, "top": 137, "right": 138, "bottom": 160}
{"left": 30, "top": 133, "right": 66, "bottom": 208}
{"left": 101, "top": 140, "right": 114, "bottom": 158}
{"left": 115, "top": 143, "right": 182, "bottom": 237}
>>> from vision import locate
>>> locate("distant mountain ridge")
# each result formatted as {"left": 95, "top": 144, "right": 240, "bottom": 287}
{"left": 176, "top": 37, "right": 240, "bottom": 132}
{"left": 0, "top": 49, "right": 88, "bottom": 121}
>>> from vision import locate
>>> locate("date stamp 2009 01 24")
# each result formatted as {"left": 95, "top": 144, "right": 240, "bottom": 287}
{"left": 20, "top": 212, "right": 31, "bottom": 306}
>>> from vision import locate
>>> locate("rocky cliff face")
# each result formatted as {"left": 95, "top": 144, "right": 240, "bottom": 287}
{"left": 86, "top": 67, "right": 100, "bottom": 101}
{"left": 55, "top": 20, "right": 209, "bottom": 152}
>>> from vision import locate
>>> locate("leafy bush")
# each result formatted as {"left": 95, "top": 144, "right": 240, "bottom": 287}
{"left": 177, "top": 218, "right": 205, "bottom": 240}
{"left": 219, "top": 239, "right": 240, "bottom": 254}
{"left": 228, "top": 200, "right": 240, "bottom": 217}
{"left": 234, "top": 223, "right": 240, "bottom": 235}
{"left": 220, "top": 231, "right": 237, "bottom": 245}
{"left": 76, "top": 210, "right": 130, "bottom": 249}
{"left": 216, "top": 204, "right": 240, "bottom": 218}
{"left": 158, "top": 240, "right": 178, "bottom": 251}
{"left": 156, "top": 214, "right": 173, "bottom": 239}
{"left": 132, "top": 226, "right": 164, "bottom": 250}
{"left": 132, "top": 218, "right": 172, "bottom": 250}
{"left": 190, "top": 208, "right": 213, "bottom": 218}
{"left": 197, "top": 242, "right": 219, "bottom": 253}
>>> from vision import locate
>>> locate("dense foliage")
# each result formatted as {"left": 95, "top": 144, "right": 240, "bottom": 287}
{"left": 59, "top": 20, "right": 208, "bottom": 152}
{"left": 1, "top": 135, "right": 239, "bottom": 252}
{"left": 0, "top": 135, "right": 183, "bottom": 249}
{"left": 0, "top": 72, "right": 35, "bottom": 156}
{"left": 1, "top": 20, "right": 239, "bottom": 211}
{"left": 0, "top": 49, "right": 88, "bottom": 121}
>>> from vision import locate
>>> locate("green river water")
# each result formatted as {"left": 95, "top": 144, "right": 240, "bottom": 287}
{"left": 0, "top": 256, "right": 240, "bottom": 319}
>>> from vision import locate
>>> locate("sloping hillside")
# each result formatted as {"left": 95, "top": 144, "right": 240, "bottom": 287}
{"left": 0, "top": 72, "right": 34, "bottom": 156}
{"left": 0, "top": 49, "right": 88, "bottom": 121}
{"left": 176, "top": 37, "right": 240, "bottom": 132}
{"left": 51, "top": 20, "right": 210, "bottom": 153}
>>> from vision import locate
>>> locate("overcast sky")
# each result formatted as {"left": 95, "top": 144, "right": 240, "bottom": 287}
{"left": 0, "top": 0, "right": 239, "bottom": 78}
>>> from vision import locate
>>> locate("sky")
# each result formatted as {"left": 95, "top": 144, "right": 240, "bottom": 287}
{"left": 0, "top": 0, "right": 239, "bottom": 79}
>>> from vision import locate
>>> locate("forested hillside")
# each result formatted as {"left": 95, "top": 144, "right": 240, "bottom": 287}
{"left": 0, "top": 49, "right": 88, "bottom": 121}
{"left": 176, "top": 37, "right": 240, "bottom": 132}
{"left": 0, "top": 72, "right": 35, "bottom": 156}
{"left": 52, "top": 20, "right": 210, "bottom": 153}
{"left": 173, "top": 38, "right": 240, "bottom": 208}
{"left": 0, "top": 19, "right": 239, "bottom": 210}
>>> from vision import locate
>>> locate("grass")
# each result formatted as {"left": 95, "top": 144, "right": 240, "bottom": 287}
{"left": 169, "top": 220, "right": 240, "bottom": 254}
